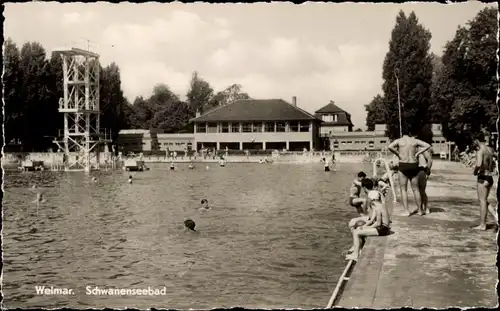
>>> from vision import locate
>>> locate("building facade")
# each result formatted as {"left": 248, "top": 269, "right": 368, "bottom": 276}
{"left": 314, "top": 101, "right": 354, "bottom": 149}
{"left": 191, "top": 98, "right": 322, "bottom": 151}
{"left": 329, "top": 123, "right": 451, "bottom": 155}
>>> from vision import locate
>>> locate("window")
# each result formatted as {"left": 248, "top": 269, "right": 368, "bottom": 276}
{"left": 231, "top": 123, "right": 240, "bottom": 133}
{"left": 276, "top": 122, "right": 286, "bottom": 132}
{"left": 322, "top": 115, "right": 333, "bottom": 122}
{"left": 197, "top": 123, "right": 207, "bottom": 133}
{"left": 220, "top": 122, "right": 229, "bottom": 133}
{"left": 334, "top": 114, "right": 338, "bottom": 122}
{"left": 242, "top": 123, "right": 252, "bottom": 132}
{"left": 264, "top": 122, "right": 275, "bottom": 132}
{"left": 207, "top": 123, "right": 218, "bottom": 133}
{"left": 289, "top": 121, "right": 299, "bottom": 132}
{"left": 299, "top": 122, "right": 309, "bottom": 132}
{"left": 252, "top": 123, "right": 263, "bottom": 132}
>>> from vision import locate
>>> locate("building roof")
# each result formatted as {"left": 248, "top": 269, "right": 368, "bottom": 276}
{"left": 190, "top": 99, "right": 319, "bottom": 122}
{"left": 315, "top": 101, "right": 347, "bottom": 114}
{"left": 314, "top": 101, "right": 354, "bottom": 127}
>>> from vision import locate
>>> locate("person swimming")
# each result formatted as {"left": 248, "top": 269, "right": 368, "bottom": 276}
{"left": 31, "top": 185, "right": 45, "bottom": 204}
{"left": 200, "top": 199, "right": 210, "bottom": 210}
{"left": 324, "top": 157, "right": 330, "bottom": 172}
{"left": 184, "top": 219, "right": 196, "bottom": 231}
{"left": 128, "top": 175, "right": 133, "bottom": 184}
{"left": 188, "top": 163, "right": 195, "bottom": 170}
{"left": 170, "top": 163, "right": 175, "bottom": 170}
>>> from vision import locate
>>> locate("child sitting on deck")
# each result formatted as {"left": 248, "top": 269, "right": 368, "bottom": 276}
{"left": 346, "top": 178, "right": 391, "bottom": 262}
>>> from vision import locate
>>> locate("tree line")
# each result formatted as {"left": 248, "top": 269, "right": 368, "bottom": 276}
{"left": 2, "top": 39, "right": 251, "bottom": 151}
{"left": 365, "top": 7, "right": 497, "bottom": 150}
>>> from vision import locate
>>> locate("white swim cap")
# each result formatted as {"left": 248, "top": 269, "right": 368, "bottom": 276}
{"left": 368, "top": 190, "right": 381, "bottom": 201}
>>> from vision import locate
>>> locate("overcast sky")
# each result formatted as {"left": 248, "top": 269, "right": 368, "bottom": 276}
{"left": 4, "top": 1, "right": 495, "bottom": 129}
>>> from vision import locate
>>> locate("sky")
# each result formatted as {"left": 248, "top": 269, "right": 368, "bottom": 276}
{"left": 4, "top": 1, "right": 496, "bottom": 129}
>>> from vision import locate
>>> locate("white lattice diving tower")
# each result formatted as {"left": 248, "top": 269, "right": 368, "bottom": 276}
{"left": 52, "top": 48, "right": 110, "bottom": 172}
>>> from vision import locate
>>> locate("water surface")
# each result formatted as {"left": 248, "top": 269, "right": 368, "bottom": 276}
{"left": 3, "top": 162, "right": 370, "bottom": 309}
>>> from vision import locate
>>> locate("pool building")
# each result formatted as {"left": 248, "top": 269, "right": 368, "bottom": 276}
{"left": 190, "top": 97, "right": 322, "bottom": 151}
{"left": 116, "top": 98, "right": 451, "bottom": 155}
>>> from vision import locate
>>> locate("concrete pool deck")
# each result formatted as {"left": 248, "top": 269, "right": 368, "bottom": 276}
{"left": 338, "top": 162, "right": 498, "bottom": 308}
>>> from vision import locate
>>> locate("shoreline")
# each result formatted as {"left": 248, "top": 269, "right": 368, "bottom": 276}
{"left": 336, "top": 161, "right": 498, "bottom": 308}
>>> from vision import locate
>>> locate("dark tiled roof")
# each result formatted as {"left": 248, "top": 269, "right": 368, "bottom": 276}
{"left": 315, "top": 101, "right": 347, "bottom": 114}
{"left": 314, "top": 102, "right": 353, "bottom": 126}
{"left": 314, "top": 101, "right": 354, "bottom": 127}
{"left": 191, "top": 99, "right": 319, "bottom": 122}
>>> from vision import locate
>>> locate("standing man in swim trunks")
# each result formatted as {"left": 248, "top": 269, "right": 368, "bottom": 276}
{"left": 416, "top": 147, "right": 433, "bottom": 215}
{"left": 473, "top": 134, "right": 497, "bottom": 230}
{"left": 349, "top": 171, "right": 368, "bottom": 215}
{"left": 388, "top": 130, "right": 431, "bottom": 216}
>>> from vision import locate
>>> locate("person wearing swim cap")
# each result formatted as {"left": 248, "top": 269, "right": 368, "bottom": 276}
{"left": 199, "top": 199, "right": 210, "bottom": 210}
{"left": 472, "top": 133, "right": 497, "bottom": 230}
{"left": 388, "top": 129, "right": 431, "bottom": 216}
{"left": 346, "top": 178, "right": 391, "bottom": 261}
{"left": 349, "top": 172, "right": 368, "bottom": 215}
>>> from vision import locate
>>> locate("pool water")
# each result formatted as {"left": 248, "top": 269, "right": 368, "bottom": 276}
{"left": 2, "top": 162, "right": 372, "bottom": 309}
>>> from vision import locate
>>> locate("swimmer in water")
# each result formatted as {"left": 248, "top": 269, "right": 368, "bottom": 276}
{"left": 31, "top": 185, "right": 46, "bottom": 204}
{"left": 324, "top": 157, "right": 330, "bottom": 172}
{"left": 188, "top": 163, "right": 195, "bottom": 170}
{"left": 346, "top": 178, "right": 391, "bottom": 261}
{"left": 170, "top": 163, "right": 175, "bottom": 171}
{"left": 128, "top": 175, "right": 133, "bottom": 184}
{"left": 184, "top": 219, "right": 196, "bottom": 231}
{"left": 199, "top": 199, "right": 210, "bottom": 210}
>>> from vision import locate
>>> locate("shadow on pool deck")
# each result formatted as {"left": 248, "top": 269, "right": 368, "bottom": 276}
{"left": 338, "top": 165, "right": 498, "bottom": 309}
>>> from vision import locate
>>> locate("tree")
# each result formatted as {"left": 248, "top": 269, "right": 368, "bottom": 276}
{"left": 434, "top": 7, "right": 497, "bottom": 149}
{"left": 3, "top": 38, "right": 23, "bottom": 145}
{"left": 365, "top": 94, "right": 386, "bottom": 131}
{"left": 208, "top": 84, "right": 250, "bottom": 110}
{"left": 151, "top": 101, "right": 192, "bottom": 133}
{"left": 131, "top": 96, "right": 154, "bottom": 129}
{"left": 18, "top": 42, "right": 53, "bottom": 151}
{"left": 148, "top": 83, "right": 179, "bottom": 113}
{"left": 381, "top": 11, "right": 433, "bottom": 140}
{"left": 100, "top": 63, "right": 129, "bottom": 142}
{"left": 186, "top": 71, "right": 214, "bottom": 113}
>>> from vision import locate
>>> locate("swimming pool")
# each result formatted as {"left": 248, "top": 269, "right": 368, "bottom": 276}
{"left": 2, "top": 162, "right": 372, "bottom": 309}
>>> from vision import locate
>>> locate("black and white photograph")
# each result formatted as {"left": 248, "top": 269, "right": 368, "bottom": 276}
{"left": 2, "top": 1, "right": 498, "bottom": 309}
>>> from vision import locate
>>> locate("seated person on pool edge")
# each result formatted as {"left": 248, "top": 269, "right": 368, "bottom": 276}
{"left": 346, "top": 178, "right": 391, "bottom": 261}
{"left": 347, "top": 177, "right": 386, "bottom": 253}
{"left": 349, "top": 171, "right": 368, "bottom": 215}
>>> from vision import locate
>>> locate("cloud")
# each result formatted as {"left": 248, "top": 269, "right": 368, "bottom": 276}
{"left": 62, "top": 12, "right": 94, "bottom": 25}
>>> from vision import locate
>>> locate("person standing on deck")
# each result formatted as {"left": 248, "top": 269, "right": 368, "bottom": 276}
{"left": 473, "top": 134, "right": 497, "bottom": 230}
{"left": 416, "top": 147, "right": 433, "bottom": 215}
{"left": 387, "top": 129, "right": 431, "bottom": 216}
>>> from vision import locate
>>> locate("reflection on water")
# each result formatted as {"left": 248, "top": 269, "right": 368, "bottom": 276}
{"left": 3, "top": 162, "right": 371, "bottom": 309}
